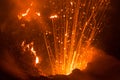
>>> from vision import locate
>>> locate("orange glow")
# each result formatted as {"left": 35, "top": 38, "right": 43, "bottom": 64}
{"left": 49, "top": 47, "right": 96, "bottom": 75}
{"left": 21, "top": 41, "right": 40, "bottom": 65}
{"left": 70, "top": 2, "right": 73, "bottom": 6}
{"left": 36, "top": 12, "right": 40, "bottom": 16}
{"left": 30, "top": 2, "right": 33, "bottom": 6}
{"left": 17, "top": 2, "right": 41, "bottom": 21}
{"left": 50, "top": 14, "right": 58, "bottom": 19}
{"left": 31, "top": 46, "right": 36, "bottom": 56}
{"left": 36, "top": 56, "right": 39, "bottom": 64}
{"left": 17, "top": 0, "right": 110, "bottom": 75}
{"left": 44, "top": 0, "right": 110, "bottom": 75}
{"left": 20, "top": 23, "right": 25, "bottom": 27}
{"left": 22, "top": 8, "right": 30, "bottom": 17}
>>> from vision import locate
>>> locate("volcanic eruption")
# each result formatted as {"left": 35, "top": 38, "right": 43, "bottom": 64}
{"left": 0, "top": 0, "right": 112, "bottom": 79}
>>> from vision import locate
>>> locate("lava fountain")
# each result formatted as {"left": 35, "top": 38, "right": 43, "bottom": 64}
{"left": 17, "top": 0, "right": 110, "bottom": 75}
{"left": 43, "top": 0, "right": 110, "bottom": 75}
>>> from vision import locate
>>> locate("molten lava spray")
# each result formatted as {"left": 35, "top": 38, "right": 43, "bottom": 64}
{"left": 17, "top": 0, "right": 110, "bottom": 75}
{"left": 44, "top": 0, "right": 110, "bottom": 75}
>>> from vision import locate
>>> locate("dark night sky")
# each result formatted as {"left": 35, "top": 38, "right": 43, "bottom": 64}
{"left": 100, "top": 0, "right": 120, "bottom": 59}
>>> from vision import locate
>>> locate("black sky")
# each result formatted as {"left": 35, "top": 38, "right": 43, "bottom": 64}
{"left": 100, "top": 0, "right": 120, "bottom": 59}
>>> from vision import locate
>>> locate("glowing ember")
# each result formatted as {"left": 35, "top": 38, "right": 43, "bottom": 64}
{"left": 36, "top": 56, "right": 39, "bottom": 64}
{"left": 70, "top": 1, "right": 73, "bottom": 6}
{"left": 50, "top": 15, "right": 58, "bottom": 19}
{"left": 22, "top": 8, "right": 30, "bottom": 17}
{"left": 36, "top": 12, "right": 41, "bottom": 16}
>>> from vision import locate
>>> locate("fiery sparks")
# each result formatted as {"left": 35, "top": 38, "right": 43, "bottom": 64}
{"left": 44, "top": 0, "right": 110, "bottom": 75}
{"left": 36, "top": 12, "right": 41, "bottom": 16}
{"left": 17, "top": 2, "right": 41, "bottom": 21}
{"left": 21, "top": 41, "right": 39, "bottom": 65}
{"left": 50, "top": 14, "right": 58, "bottom": 19}
{"left": 21, "top": 8, "right": 30, "bottom": 17}
{"left": 36, "top": 56, "right": 39, "bottom": 64}
{"left": 17, "top": 0, "right": 110, "bottom": 75}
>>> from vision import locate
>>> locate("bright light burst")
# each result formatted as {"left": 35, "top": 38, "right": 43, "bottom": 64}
{"left": 44, "top": 0, "right": 110, "bottom": 75}
{"left": 17, "top": 0, "right": 110, "bottom": 75}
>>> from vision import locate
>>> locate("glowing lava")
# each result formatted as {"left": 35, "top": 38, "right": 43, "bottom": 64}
{"left": 17, "top": 0, "right": 110, "bottom": 75}
{"left": 21, "top": 41, "right": 40, "bottom": 65}
{"left": 21, "top": 8, "right": 30, "bottom": 17}
{"left": 35, "top": 56, "right": 39, "bottom": 64}
{"left": 50, "top": 14, "right": 58, "bottom": 19}
{"left": 17, "top": 2, "right": 40, "bottom": 21}
{"left": 44, "top": 0, "right": 110, "bottom": 75}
